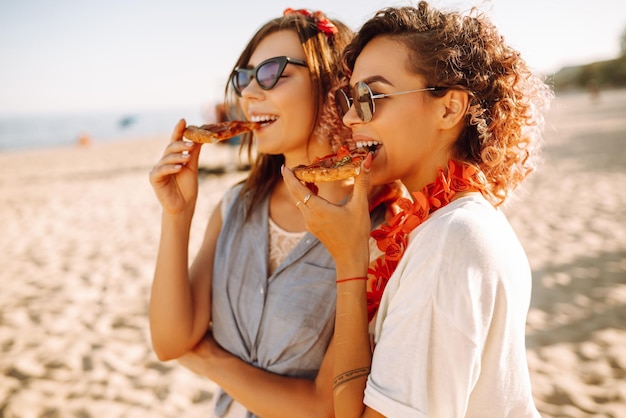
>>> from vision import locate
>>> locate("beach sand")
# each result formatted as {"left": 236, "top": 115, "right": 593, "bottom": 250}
{"left": 1, "top": 89, "right": 625, "bottom": 417}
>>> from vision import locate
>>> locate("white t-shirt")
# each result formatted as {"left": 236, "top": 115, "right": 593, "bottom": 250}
{"left": 364, "top": 194, "right": 541, "bottom": 417}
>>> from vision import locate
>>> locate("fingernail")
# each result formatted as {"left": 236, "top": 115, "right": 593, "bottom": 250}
{"left": 280, "top": 164, "right": 285, "bottom": 175}
{"left": 363, "top": 153, "right": 373, "bottom": 171}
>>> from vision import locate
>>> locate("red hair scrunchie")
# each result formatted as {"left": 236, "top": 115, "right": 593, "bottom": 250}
{"left": 283, "top": 8, "right": 338, "bottom": 38}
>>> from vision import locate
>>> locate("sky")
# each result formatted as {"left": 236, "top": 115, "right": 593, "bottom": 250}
{"left": 0, "top": 0, "right": 624, "bottom": 116}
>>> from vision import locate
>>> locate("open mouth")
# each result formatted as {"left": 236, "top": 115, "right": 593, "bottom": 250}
{"left": 250, "top": 115, "right": 278, "bottom": 127}
{"left": 356, "top": 140, "right": 382, "bottom": 154}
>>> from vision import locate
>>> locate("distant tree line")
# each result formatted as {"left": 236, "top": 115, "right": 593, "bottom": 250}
{"left": 549, "top": 27, "right": 626, "bottom": 91}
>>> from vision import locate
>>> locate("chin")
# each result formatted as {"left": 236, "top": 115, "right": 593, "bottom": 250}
{"left": 369, "top": 169, "right": 394, "bottom": 188}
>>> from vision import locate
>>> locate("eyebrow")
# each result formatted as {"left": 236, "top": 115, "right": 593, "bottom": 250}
{"left": 356, "top": 75, "right": 396, "bottom": 87}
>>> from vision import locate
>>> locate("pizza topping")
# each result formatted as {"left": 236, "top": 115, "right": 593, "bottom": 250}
{"left": 183, "top": 121, "right": 260, "bottom": 144}
{"left": 292, "top": 145, "right": 370, "bottom": 183}
{"left": 334, "top": 155, "right": 352, "bottom": 168}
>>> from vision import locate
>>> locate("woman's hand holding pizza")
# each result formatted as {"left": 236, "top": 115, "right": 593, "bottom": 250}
{"left": 282, "top": 153, "right": 373, "bottom": 277}
{"left": 149, "top": 119, "right": 202, "bottom": 217}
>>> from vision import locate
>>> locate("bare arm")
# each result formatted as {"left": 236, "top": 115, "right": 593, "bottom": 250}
{"left": 282, "top": 157, "right": 385, "bottom": 418}
{"left": 148, "top": 119, "right": 220, "bottom": 361}
{"left": 178, "top": 333, "right": 335, "bottom": 418}
{"left": 150, "top": 204, "right": 222, "bottom": 360}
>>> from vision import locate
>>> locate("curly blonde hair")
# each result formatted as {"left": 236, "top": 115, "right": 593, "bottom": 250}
{"left": 342, "top": 1, "right": 553, "bottom": 206}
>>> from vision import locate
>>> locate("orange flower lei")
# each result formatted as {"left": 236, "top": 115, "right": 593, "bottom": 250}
{"left": 366, "top": 160, "right": 487, "bottom": 321}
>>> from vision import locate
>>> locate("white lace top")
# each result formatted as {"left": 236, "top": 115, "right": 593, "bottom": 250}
{"left": 221, "top": 188, "right": 306, "bottom": 278}
{"left": 268, "top": 217, "right": 306, "bottom": 276}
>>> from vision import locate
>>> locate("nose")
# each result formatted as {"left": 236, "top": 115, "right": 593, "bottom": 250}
{"left": 240, "top": 79, "right": 264, "bottom": 100}
{"left": 341, "top": 104, "right": 362, "bottom": 128}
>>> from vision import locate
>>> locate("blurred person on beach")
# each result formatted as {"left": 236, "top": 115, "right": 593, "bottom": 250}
{"left": 282, "top": 1, "right": 553, "bottom": 416}
{"left": 149, "top": 8, "right": 400, "bottom": 418}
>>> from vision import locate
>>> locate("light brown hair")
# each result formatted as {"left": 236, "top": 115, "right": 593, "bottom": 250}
{"left": 225, "top": 11, "right": 353, "bottom": 211}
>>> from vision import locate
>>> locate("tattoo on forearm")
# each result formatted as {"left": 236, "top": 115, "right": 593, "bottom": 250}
{"left": 333, "top": 367, "right": 371, "bottom": 389}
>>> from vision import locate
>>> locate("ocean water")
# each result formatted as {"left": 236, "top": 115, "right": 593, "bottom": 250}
{"left": 0, "top": 107, "right": 209, "bottom": 151}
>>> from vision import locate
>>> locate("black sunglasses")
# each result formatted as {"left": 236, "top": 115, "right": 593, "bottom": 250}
{"left": 335, "top": 81, "right": 445, "bottom": 122}
{"left": 231, "top": 56, "right": 308, "bottom": 96}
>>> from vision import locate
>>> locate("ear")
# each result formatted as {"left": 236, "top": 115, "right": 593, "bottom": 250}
{"left": 439, "top": 89, "right": 469, "bottom": 130}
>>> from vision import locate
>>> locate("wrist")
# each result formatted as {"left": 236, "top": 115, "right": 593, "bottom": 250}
{"left": 162, "top": 209, "right": 194, "bottom": 228}
{"left": 335, "top": 258, "right": 369, "bottom": 279}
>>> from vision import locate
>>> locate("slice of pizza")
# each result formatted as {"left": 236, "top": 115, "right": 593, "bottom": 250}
{"left": 292, "top": 145, "right": 370, "bottom": 183}
{"left": 183, "top": 121, "right": 261, "bottom": 144}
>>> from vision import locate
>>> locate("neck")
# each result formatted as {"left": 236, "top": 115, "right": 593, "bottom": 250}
{"left": 403, "top": 152, "right": 454, "bottom": 193}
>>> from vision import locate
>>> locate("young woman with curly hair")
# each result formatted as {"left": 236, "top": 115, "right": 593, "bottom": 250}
{"left": 283, "top": 1, "right": 553, "bottom": 416}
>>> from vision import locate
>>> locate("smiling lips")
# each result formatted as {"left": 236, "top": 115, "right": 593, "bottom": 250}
{"left": 250, "top": 114, "right": 278, "bottom": 127}
{"left": 356, "top": 140, "right": 382, "bottom": 153}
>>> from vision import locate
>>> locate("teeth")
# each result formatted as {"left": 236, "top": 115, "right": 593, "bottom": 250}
{"left": 250, "top": 115, "right": 278, "bottom": 123}
{"left": 356, "top": 140, "right": 382, "bottom": 149}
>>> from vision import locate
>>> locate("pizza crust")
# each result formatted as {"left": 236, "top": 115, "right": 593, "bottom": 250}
{"left": 292, "top": 146, "right": 369, "bottom": 182}
{"left": 293, "top": 163, "right": 361, "bottom": 182}
{"left": 183, "top": 121, "right": 260, "bottom": 144}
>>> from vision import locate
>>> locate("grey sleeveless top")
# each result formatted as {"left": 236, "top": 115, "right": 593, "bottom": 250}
{"left": 211, "top": 184, "right": 336, "bottom": 417}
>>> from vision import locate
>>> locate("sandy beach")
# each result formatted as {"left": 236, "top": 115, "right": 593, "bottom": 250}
{"left": 1, "top": 89, "right": 625, "bottom": 417}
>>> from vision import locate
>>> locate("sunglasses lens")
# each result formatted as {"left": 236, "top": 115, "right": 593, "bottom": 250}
{"left": 335, "top": 89, "right": 351, "bottom": 118}
{"left": 231, "top": 57, "right": 297, "bottom": 96}
{"left": 233, "top": 70, "right": 252, "bottom": 95}
{"left": 256, "top": 60, "right": 281, "bottom": 89}
{"left": 355, "top": 82, "right": 374, "bottom": 122}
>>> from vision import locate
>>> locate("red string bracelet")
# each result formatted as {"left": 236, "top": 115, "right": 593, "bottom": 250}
{"left": 336, "top": 276, "right": 368, "bottom": 284}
